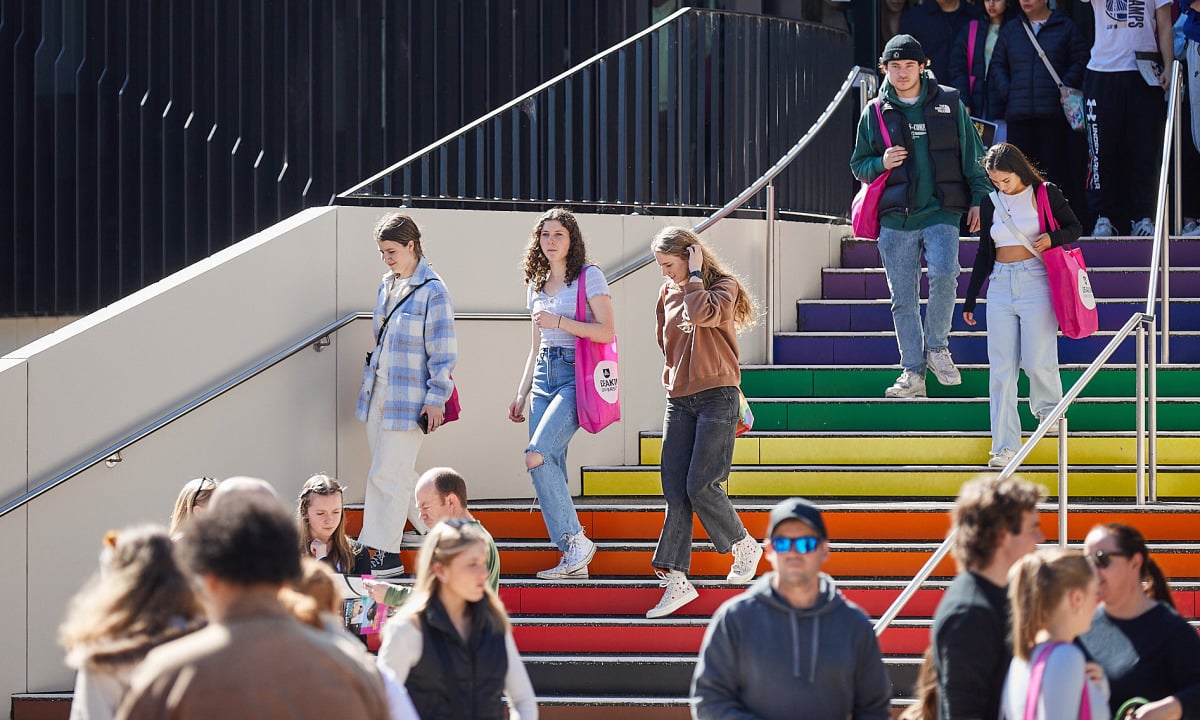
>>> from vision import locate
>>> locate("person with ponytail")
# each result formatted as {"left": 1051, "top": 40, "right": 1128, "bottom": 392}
{"left": 644, "top": 227, "right": 763, "bottom": 619}
{"left": 999, "top": 548, "right": 1108, "bottom": 719}
{"left": 1078, "top": 523, "right": 1200, "bottom": 720}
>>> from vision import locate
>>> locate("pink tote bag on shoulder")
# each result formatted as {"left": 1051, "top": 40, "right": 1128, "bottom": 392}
{"left": 850, "top": 101, "right": 893, "bottom": 240}
{"left": 574, "top": 266, "right": 620, "bottom": 433}
{"left": 1037, "top": 185, "right": 1098, "bottom": 339}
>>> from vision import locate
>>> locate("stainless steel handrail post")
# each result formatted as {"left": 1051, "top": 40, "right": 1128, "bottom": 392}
{"left": 1058, "top": 415, "right": 1068, "bottom": 548}
{"left": 1135, "top": 321, "right": 1146, "bottom": 505}
{"left": 874, "top": 530, "right": 956, "bottom": 636}
{"left": 1174, "top": 67, "right": 1183, "bottom": 236}
{"left": 1152, "top": 61, "right": 1182, "bottom": 362}
{"left": 766, "top": 182, "right": 777, "bottom": 365}
{"left": 1148, "top": 315, "right": 1158, "bottom": 501}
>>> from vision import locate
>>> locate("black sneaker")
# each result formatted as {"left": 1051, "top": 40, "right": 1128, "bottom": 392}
{"left": 369, "top": 548, "right": 405, "bottom": 578}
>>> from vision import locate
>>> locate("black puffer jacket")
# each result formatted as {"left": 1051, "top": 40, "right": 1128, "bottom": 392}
{"left": 988, "top": 12, "right": 1088, "bottom": 121}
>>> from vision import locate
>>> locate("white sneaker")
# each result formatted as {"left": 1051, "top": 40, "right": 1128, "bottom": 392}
{"left": 1091, "top": 217, "right": 1116, "bottom": 237}
{"left": 646, "top": 570, "right": 699, "bottom": 619}
{"left": 885, "top": 370, "right": 927, "bottom": 398}
{"left": 926, "top": 348, "right": 962, "bottom": 386}
{"left": 1036, "top": 414, "right": 1059, "bottom": 437}
{"left": 1182, "top": 220, "right": 1200, "bottom": 236}
{"left": 537, "top": 531, "right": 596, "bottom": 580}
{"left": 401, "top": 530, "right": 425, "bottom": 545}
{"left": 727, "top": 533, "right": 764, "bottom": 584}
{"left": 988, "top": 448, "right": 1017, "bottom": 468}
{"left": 1131, "top": 218, "right": 1154, "bottom": 237}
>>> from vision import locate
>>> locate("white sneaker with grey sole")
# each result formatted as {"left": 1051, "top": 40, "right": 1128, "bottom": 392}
{"left": 727, "top": 533, "right": 763, "bottom": 584}
{"left": 926, "top": 348, "right": 961, "bottom": 386}
{"left": 885, "top": 370, "right": 927, "bottom": 398}
{"left": 646, "top": 570, "right": 699, "bottom": 619}
{"left": 988, "top": 448, "right": 1017, "bottom": 468}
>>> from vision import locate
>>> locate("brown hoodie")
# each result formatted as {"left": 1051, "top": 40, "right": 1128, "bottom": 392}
{"left": 656, "top": 277, "right": 741, "bottom": 398}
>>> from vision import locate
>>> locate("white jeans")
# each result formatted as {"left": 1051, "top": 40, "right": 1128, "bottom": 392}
{"left": 986, "top": 258, "right": 1063, "bottom": 455}
{"left": 360, "top": 383, "right": 427, "bottom": 552}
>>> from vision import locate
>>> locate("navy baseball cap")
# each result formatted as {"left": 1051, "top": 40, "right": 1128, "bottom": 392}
{"left": 767, "top": 498, "right": 828, "bottom": 540}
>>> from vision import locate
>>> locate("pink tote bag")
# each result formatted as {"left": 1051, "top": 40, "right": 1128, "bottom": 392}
{"left": 850, "top": 101, "right": 893, "bottom": 240}
{"left": 1037, "top": 186, "right": 1098, "bottom": 339}
{"left": 574, "top": 266, "right": 620, "bottom": 433}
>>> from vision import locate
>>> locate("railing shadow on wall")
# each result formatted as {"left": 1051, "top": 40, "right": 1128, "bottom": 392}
{"left": 338, "top": 8, "right": 856, "bottom": 220}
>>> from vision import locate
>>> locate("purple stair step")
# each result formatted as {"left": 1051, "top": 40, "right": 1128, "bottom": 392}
{"left": 822, "top": 268, "right": 1200, "bottom": 300}
{"left": 773, "top": 332, "right": 1200, "bottom": 365}
{"left": 795, "top": 299, "right": 1200, "bottom": 333}
{"left": 840, "top": 238, "right": 1200, "bottom": 269}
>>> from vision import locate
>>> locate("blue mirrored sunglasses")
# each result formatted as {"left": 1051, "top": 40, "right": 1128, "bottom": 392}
{"left": 770, "top": 536, "right": 822, "bottom": 554}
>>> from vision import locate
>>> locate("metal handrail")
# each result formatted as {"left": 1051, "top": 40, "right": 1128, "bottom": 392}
{"left": 606, "top": 65, "right": 879, "bottom": 285}
{"left": 0, "top": 311, "right": 531, "bottom": 518}
{"left": 875, "top": 63, "right": 1187, "bottom": 636}
{"left": 336, "top": 6, "right": 693, "bottom": 199}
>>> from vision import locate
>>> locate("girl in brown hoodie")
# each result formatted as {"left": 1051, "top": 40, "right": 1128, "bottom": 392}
{"left": 646, "top": 227, "right": 763, "bottom": 619}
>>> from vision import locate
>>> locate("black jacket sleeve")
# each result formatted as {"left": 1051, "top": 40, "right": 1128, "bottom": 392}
{"left": 965, "top": 195, "right": 997, "bottom": 313}
{"left": 1041, "top": 182, "right": 1081, "bottom": 247}
{"left": 988, "top": 29, "right": 1011, "bottom": 120}
{"left": 949, "top": 25, "right": 973, "bottom": 110}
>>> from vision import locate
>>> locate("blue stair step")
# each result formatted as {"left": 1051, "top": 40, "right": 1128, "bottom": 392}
{"left": 796, "top": 299, "right": 1200, "bottom": 333}
{"left": 773, "top": 330, "right": 1200, "bottom": 365}
{"left": 821, "top": 267, "right": 1200, "bottom": 300}
{"left": 839, "top": 237, "right": 1200, "bottom": 269}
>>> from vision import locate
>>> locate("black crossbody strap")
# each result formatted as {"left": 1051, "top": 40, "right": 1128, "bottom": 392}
{"left": 373, "top": 278, "right": 435, "bottom": 350}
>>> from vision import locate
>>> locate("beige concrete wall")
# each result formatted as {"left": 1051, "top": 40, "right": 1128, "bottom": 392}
{"left": 1, "top": 205, "right": 841, "bottom": 700}
{"left": 0, "top": 317, "right": 80, "bottom": 358}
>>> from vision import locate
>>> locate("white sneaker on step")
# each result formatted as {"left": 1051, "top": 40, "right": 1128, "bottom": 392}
{"left": 1181, "top": 219, "right": 1200, "bottom": 236}
{"left": 537, "top": 531, "right": 595, "bottom": 580}
{"left": 885, "top": 370, "right": 927, "bottom": 398}
{"left": 1036, "top": 414, "right": 1059, "bottom": 437}
{"left": 988, "top": 448, "right": 1017, "bottom": 468}
{"left": 646, "top": 570, "right": 699, "bottom": 619}
{"left": 727, "top": 533, "right": 764, "bottom": 584}
{"left": 1131, "top": 218, "right": 1155, "bottom": 237}
{"left": 925, "top": 348, "right": 962, "bottom": 386}
{"left": 1091, "top": 217, "right": 1116, "bottom": 237}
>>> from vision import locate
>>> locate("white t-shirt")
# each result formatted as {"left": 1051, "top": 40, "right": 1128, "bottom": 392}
{"left": 527, "top": 265, "right": 611, "bottom": 349}
{"left": 1083, "top": 0, "right": 1171, "bottom": 72}
{"left": 1000, "top": 642, "right": 1109, "bottom": 720}
{"left": 991, "top": 185, "right": 1040, "bottom": 249}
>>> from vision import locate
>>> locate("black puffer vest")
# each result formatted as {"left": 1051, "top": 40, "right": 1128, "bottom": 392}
{"left": 875, "top": 83, "right": 970, "bottom": 217}
{"left": 406, "top": 597, "right": 509, "bottom": 720}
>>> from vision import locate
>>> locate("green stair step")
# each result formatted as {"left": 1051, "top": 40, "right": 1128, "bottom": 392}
{"left": 637, "top": 433, "right": 1200, "bottom": 466}
{"left": 746, "top": 398, "right": 1199, "bottom": 432}
{"left": 740, "top": 366, "right": 1197, "bottom": 399}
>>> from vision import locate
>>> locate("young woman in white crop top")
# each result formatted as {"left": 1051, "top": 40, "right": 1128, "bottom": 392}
{"left": 963, "top": 143, "right": 1082, "bottom": 467}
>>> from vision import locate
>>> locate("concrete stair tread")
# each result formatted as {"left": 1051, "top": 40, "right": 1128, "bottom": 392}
{"left": 822, "top": 266, "right": 1200, "bottom": 274}
{"left": 774, "top": 329, "right": 1200, "bottom": 338}
{"left": 585, "top": 462, "right": 1200, "bottom": 471}
{"left": 638, "top": 430, "right": 1200, "bottom": 437}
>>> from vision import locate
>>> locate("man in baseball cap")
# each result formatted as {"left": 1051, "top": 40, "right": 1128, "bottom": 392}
{"left": 691, "top": 498, "right": 890, "bottom": 719}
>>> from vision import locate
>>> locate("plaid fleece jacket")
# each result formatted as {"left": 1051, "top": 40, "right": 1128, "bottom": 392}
{"left": 355, "top": 258, "right": 457, "bottom": 431}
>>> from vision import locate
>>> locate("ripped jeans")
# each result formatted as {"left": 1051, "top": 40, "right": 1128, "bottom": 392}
{"left": 527, "top": 346, "right": 584, "bottom": 551}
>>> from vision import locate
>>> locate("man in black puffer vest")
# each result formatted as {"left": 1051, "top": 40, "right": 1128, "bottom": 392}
{"left": 851, "top": 35, "right": 992, "bottom": 399}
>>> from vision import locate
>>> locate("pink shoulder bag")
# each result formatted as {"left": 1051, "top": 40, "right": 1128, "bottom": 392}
{"left": 1023, "top": 642, "right": 1092, "bottom": 720}
{"left": 574, "top": 266, "right": 620, "bottom": 433}
{"left": 850, "top": 101, "right": 893, "bottom": 240}
{"left": 1037, "top": 185, "right": 1097, "bottom": 339}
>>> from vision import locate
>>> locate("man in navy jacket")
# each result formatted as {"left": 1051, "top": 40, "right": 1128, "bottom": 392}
{"left": 901, "top": 0, "right": 983, "bottom": 78}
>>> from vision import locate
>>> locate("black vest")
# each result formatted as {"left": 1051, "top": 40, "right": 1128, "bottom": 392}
{"left": 875, "top": 83, "right": 970, "bottom": 216}
{"left": 406, "top": 598, "right": 509, "bottom": 720}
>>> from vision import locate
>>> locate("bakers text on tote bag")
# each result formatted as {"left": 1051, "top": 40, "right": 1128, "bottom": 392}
{"left": 575, "top": 266, "right": 620, "bottom": 433}
{"left": 850, "top": 101, "right": 893, "bottom": 240}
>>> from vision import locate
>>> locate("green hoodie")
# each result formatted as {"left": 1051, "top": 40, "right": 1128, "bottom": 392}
{"left": 849, "top": 73, "right": 992, "bottom": 231}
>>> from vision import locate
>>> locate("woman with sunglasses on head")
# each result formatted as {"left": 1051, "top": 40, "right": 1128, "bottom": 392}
{"left": 357, "top": 212, "right": 457, "bottom": 578}
{"left": 508, "top": 208, "right": 612, "bottom": 580}
{"left": 298, "top": 474, "right": 373, "bottom": 576}
{"left": 645, "top": 228, "right": 763, "bottom": 620}
{"left": 59, "top": 526, "right": 205, "bottom": 720}
{"left": 168, "top": 477, "right": 219, "bottom": 540}
{"left": 377, "top": 519, "right": 537, "bottom": 720}
{"left": 964, "top": 143, "right": 1081, "bottom": 468}
{"left": 1077, "top": 523, "right": 1200, "bottom": 720}
{"left": 999, "top": 548, "right": 1107, "bottom": 719}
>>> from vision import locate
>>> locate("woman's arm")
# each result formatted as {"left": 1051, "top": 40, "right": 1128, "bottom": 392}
{"left": 964, "top": 196, "right": 996, "bottom": 321}
{"left": 503, "top": 632, "right": 539, "bottom": 720}
{"left": 376, "top": 617, "right": 423, "bottom": 686}
{"left": 681, "top": 277, "right": 737, "bottom": 328}
{"left": 1042, "top": 183, "right": 1082, "bottom": 248}
{"left": 420, "top": 285, "right": 457, "bottom": 431}
{"left": 536, "top": 268, "right": 616, "bottom": 343}
{"left": 1156, "top": 4, "right": 1176, "bottom": 90}
{"left": 508, "top": 320, "right": 541, "bottom": 423}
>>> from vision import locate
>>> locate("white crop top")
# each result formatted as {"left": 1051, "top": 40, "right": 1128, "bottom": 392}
{"left": 990, "top": 185, "right": 1040, "bottom": 249}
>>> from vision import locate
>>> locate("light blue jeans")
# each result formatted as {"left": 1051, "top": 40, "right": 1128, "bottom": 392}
{"left": 986, "top": 258, "right": 1063, "bottom": 455}
{"left": 877, "top": 224, "right": 961, "bottom": 372}
{"left": 527, "top": 346, "right": 585, "bottom": 551}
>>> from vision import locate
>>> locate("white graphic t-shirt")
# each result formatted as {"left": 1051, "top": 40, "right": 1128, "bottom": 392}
{"left": 1083, "top": 0, "right": 1172, "bottom": 72}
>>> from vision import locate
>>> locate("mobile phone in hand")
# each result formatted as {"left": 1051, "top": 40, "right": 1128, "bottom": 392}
{"left": 417, "top": 413, "right": 429, "bottom": 434}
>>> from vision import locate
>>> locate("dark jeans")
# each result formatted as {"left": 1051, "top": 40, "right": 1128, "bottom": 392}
{"left": 652, "top": 385, "right": 747, "bottom": 573}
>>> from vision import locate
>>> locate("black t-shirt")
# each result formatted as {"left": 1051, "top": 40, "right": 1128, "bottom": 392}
{"left": 932, "top": 571, "right": 1011, "bottom": 720}
{"left": 1078, "top": 603, "right": 1200, "bottom": 719}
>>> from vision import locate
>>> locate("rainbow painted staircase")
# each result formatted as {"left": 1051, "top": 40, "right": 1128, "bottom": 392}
{"left": 12, "top": 237, "right": 1200, "bottom": 720}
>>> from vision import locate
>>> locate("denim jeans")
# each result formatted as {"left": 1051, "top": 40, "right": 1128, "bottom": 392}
{"left": 877, "top": 224, "right": 961, "bottom": 372}
{"left": 986, "top": 258, "right": 1062, "bottom": 455}
{"left": 652, "top": 385, "right": 748, "bottom": 573}
{"left": 527, "top": 346, "right": 584, "bottom": 551}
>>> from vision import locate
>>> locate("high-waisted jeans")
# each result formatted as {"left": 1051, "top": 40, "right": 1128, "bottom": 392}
{"left": 527, "top": 346, "right": 584, "bottom": 551}
{"left": 652, "top": 385, "right": 747, "bottom": 573}
{"left": 986, "top": 258, "right": 1063, "bottom": 455}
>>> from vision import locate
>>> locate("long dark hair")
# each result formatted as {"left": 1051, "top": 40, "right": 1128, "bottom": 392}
{"left": 1092, "top": 523, "right": 1175, "bottom": 609}
{"left": 521, "top": 207, "right": 588, "bottom": 291}
{"left": 981, "top": 143, "right": 1045, "bottom": 188}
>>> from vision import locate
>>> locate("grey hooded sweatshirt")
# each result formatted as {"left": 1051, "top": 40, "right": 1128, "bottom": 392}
{"left": 691, "top": 572, "right": 892, "bottom": 720}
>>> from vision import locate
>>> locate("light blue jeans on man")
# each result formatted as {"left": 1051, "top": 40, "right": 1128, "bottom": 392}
{"left": 527, "top": 346, "right": 585, "bottom": 551}
{"left": 986, "top": 258, "right": 1063, "bottom": 455}
{"left": 877, "top": 224, "right": 961, "bottom": 372}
